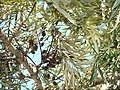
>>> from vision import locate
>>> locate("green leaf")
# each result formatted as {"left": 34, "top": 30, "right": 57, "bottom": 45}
{"left": 92, "top": 37, "right": 99, "bottom": 54}
{"left": 84, "top": 0, "right": 96, "bottom": 3}
{"left": 98, "top": 66, "right": 105, "bottom": 82}
{"left": 108, "top": 7, "right": 119, "bottom": 23}
{"left": 112, "top": 0, "right": 120, "bottom": 10}
{"left": 90, "top": 64, "right": 98, "bottom": 84}
{"left": 108, "top": 0, "right": 120, "bottom": 22}
{"left": 52, "top": 0, "right": 76, "bottom": 25}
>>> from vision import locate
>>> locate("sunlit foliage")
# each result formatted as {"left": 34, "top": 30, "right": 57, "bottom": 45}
{"left": 0, "top": 0, "right": 119, "bottom": 89}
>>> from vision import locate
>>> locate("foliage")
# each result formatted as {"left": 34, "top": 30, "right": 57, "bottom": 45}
{"left": 0, "top": 0, "right": 120, "bottom": 90}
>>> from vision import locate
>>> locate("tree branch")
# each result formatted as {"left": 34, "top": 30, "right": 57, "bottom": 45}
{"left": 0, "top": 29, "right": 43, "bottom": 90}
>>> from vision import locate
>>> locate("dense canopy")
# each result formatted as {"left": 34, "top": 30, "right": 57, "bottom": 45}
{"left": 0, "top": 0, "right": 120, "bottom": 90}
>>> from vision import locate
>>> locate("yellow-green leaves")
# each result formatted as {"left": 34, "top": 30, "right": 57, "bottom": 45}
{"left": 1, "top": 0, "right": 25, "bottom": 4}
{"left": 63, "top": 62, "right": 80, "bottom": 90}
{"left": 112, "top": 0, "right": 120, "bottom": 10}
{"left": 52, "top": 0, "right": 76, "bottom": 25}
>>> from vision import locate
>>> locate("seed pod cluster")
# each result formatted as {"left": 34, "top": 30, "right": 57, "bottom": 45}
{"left": 40, "top": 50, "right": 62, "bottom": 70}
{"left": 42, "top": 72, "right": 59, "bottom": 87}
{"left": 28, "top": 39, "right": 38, "bottom": 54}
{"left": 39, "top": 30, "right": 62, "bottom": 69}
{"left": 39, "top": 30, "right": 47, "bottom": 48}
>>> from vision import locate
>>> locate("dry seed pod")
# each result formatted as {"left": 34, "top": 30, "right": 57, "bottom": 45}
{"left": 42, "top": 54, "right": 47, "bottom": 60}
{"left": 42, "top": 66, "right": 49, "bottom": 70}
{"left": 53, "top": 81, "right": 57, "bottom": 85}
{"left": 42, "top": 31, "right": 46, "bottom": 37}
{"left": 28, "top": 40, "right": 34, "bottom": 48}
{"left": 47, "top": 63, "right": 55, "bottom": 68}
{"left": 42, "top": 59, "right": 50, "bottom": 63}
{"left": 40, "top": 37, "right": 44, "bottom": 41}
{"left": 33, "top": 43, "right": 38, "bottom": 51}
{"left": 50, "top": 58, "right": 56, "bottom": 64}
{"left": 44, "top": 73, "right": 50, "bottom": 79}
{"left": 46, "top": 74, "right": 50, "bottom": 79}
{"left": 56, "top": 61, "right": 61, "bottom": 64}
{"left": 41, "top": 42, "right": 44, "bottom": 47}
{"left": 42, "top": 50, "right": 47, "bottom": 54}
{"left": 31, "top": 49, "right": 35, "bottom": 54}
{"left": 52, "top": 76, "right": 55, "bottom": 80}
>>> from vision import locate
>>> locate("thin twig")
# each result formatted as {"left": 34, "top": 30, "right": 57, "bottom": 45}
{"left": 9, "top": 2, "right": 37, "bottom": 42}
{"left": 26, "top": 55, "right": 36, "bottom": 66}
{"left": 47, "top": 37, "right": 54, "bottom": 57}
